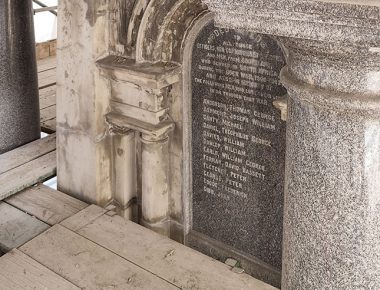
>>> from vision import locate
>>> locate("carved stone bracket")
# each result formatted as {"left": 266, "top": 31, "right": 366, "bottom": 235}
{"left": 97, "top": 55, "right": 182, "bottom": 90}
{"left": 99, "top": 54, "right": 179, "bottom": 236}
{"left": 105, "top": 113, "right": 175, "bottom": 139}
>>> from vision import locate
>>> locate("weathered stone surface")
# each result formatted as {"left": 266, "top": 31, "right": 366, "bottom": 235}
{"left": 56, "top": 0, "right": 112, "bottom": 205}
{"left": 0, "top": 0, "right": 40, "bottom": 154}
{"left": 190, "top": 21, "right": 286, "bottom": 271}
{"left": 202, "top": 1, "right": 380, "bottom": 289}
{"left": 204, "top": 0, "right": 380, "bottom": 46}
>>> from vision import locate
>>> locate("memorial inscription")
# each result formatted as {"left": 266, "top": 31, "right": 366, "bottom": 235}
{"left": 190, "top": 21, "right": 287, "bottom": 270}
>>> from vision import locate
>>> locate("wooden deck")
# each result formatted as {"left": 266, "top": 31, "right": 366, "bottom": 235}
{"left": 0, "top": 56, "right": 278, "bottom": 289}
{"left": 0, "top": 179, "right": 277, "bottom": 289}
{"left": 38, "top": 56, "right": 57, "bottom": 133}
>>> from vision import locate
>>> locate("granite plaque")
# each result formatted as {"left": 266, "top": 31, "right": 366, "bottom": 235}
{"left": 190, "top": 21, "right": 286, "bottom": 270}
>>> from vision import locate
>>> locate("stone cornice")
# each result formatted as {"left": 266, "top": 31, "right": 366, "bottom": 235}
{"left": 203, "top": 0, "right": 380, "bottom": 46}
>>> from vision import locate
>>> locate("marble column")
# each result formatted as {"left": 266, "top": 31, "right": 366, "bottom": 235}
{"left": 113, "top": 130, "right": 137, "bottom": 220}
{"left": 0, "top": 0, "right": 40, "bottom": 154}
{"left": 140, "top": 132, "right": 170, "bottom": 236}
{"left": 280, "top": 39, "right": 380, "bottom": 290}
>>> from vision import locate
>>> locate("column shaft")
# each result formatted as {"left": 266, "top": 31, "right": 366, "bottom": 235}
{"left": 113, "top": 131, "right": 137, "bottom": 220}
{"left": 0, "top": 0, "right": 40, "bottom": 154}
{"left": 140, "top": 133, "right": 170, "bottom": 236}
{"left": 281, "top": 41, "right": 380, "bottom": 289}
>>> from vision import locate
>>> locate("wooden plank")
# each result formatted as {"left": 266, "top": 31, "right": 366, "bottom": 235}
{"left": 65, "top": 207, "right": 278, "bottom": 290}
{"left": 37, "top": 56, "right": 56, "bottom": 72}
{"left": 5, "top": 185, "right": 88, "bottom": 226}
{"left": 39, "top": 85, "right": 56, "bottom": 109}
{"left": 36, "top": 42, "right": 50, "bottom": 60}
{"left": 0, "top": 202, "right": 49, "bottom": 252}
{"left": 0, "top": 151, "right": 57, "bottom": 201}
{"left": 38, "top": 68, "right": 56, "bottom": 89}
{"left": 40, "top": 105, "right": 56, "bottom": 123}
{"left": 0, "top": 134, "right": 56, "bottom": 175}
{"left": 20, "top": 225, "right": 179, "bottom": 290}
{"left": 41, "top": 119, "right": 57, "bottom": 133}
{"left": 61, "top": 205, "right": 107, "bottom": 232}
{"left": 0, "top": 249, "right": 80, "bottom": 290}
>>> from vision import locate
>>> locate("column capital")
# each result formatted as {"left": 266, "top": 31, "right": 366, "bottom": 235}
{"left": 105, "top": 112, "right": 174, "bottom": 139}
{"left": 97, "top": 55, "right": 181, "bottom": 90}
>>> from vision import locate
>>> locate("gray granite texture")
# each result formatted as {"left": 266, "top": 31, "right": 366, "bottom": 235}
{"left": 200, "top": 0, "right": 380, "bottom": 289}
{"left": 0, "top": 0, "right": 40, "bottom": 154}
{"left": 279, "top": 41, "right": 380, "bottom": 288}
{"left": 283, "top": 89, "right": 380, "bottom": 290}
{"left": 191, "top": 21, "right": 287, "bottom": 270}
{"left": 203, "top": 0, "right": 380, "bottom": 47}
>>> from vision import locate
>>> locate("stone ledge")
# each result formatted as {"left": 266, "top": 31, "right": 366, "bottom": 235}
{"left": 204, "top": 0, "right": 380, "bottom": 46}
{"left": 105, "top": 112, "right": 174, "bottom": 138}
{"left": 97, "top": 55, "right": 182, "bottom": 90}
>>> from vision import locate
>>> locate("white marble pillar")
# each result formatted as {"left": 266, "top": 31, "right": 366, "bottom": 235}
{"left": 113, "top": 130, "right": 137, "bottom": 220}
{"left": 140, "top": 132, "right": 170, "bottom": 236}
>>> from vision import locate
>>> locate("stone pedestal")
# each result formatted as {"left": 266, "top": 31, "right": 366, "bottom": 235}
{"left": 203, "top": 0, "right": 380, "bottom": 288}
{"left": 0, "top": 0, "right": 40, "bottom": 154}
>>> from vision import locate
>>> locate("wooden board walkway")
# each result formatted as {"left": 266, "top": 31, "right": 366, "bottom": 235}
{"left": 0, "top": 185, "right": 87, "bottom": 254}
{"left": 0, "top": 135, "right": 57, "bottom": 201}
{"left": 0, "top": 186, "right": 277, "bottom": 289}
{"left": 38, "top": 56, "right": 57, "bottom": 133}
{"left": 0, "top": 249, "right": 79, "bottom": 290}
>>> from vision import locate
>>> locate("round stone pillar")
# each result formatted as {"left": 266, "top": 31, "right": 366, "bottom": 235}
{"left": 281, "top": 39, "right": 380, "bottom": 290}
{"left": 140, "top": 133, "right": 170, "bottom": 236}
{"left": 0, "top": 0, "right": 40, "bottom": 154}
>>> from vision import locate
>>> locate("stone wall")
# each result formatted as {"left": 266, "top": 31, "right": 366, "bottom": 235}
{"left": 57, "top": 0, "right": 112, "bottom": 205}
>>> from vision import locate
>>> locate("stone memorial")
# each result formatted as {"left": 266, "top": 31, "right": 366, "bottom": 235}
{"left": 188, "top": 20, "right": 286, "bottom": 277}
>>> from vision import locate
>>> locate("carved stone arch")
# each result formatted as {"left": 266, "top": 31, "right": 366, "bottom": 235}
{"left": 135, "top": 0, "right": 207, "bottom": 63}
{"left": 125, "top": 0, "right": 150, "bottom": 57}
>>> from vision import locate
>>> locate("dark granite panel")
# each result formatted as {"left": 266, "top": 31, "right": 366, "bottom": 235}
{"left": 191, "top": 21, "right": 286, "bottom": 270}
{"left": 0, "top": 0, "right": 40, "bottom": 154}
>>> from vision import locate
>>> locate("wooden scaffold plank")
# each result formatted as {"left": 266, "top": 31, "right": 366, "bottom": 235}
{"left": 6, "top": 185, "right": 88, "bottom": 226}
{"left": 0, "top": 202, "right": 49, "bottom": 252}
{"left": 62, "top": 206, "right": 278, "bottom": 290}
{"left": 0, "top": 249, "right": 79, "bottom": 289}
{"left": 0, "top": 151, "right": 56, "bottom": 201}
{"left": 20, "top": 225, "right": 179, "bottom": 290}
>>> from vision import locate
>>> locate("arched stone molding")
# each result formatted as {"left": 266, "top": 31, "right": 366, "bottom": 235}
{"left": 135, "top": 0, "right": 207, "bottom": 63}
{"left": 100, "top": 0, "right": 208, "bottom": 238}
